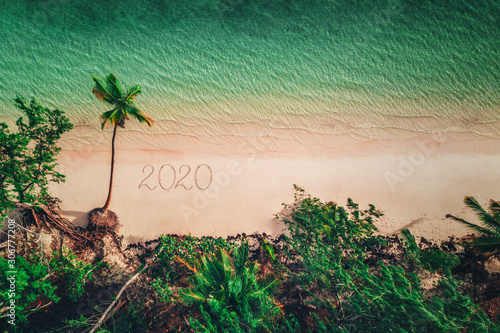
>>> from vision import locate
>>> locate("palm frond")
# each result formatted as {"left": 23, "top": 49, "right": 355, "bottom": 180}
{"left": 464, "top": 197, "right": 500, "bottom": 233}
{"left": 105, "top": 73, "right": 124, "bottom": 100}
{"left": 400, "top": 229, "right": 420, "bottom": 256}
{"left": 420, "top": 249, "right": 460, "bottom": 271}
{"left": 253, "top": 278, "right": 280, "bottom": 296}
{"left": 490, "top": 200, "right": 500, "bottom": 213}
{"left": 123, "top": 105, "right": 154, "bottom": 127}
{"left": 462, "top": 236, "right": 500, "bottom": 254}
{"left": 100, "top": 107, "right": 125, "bottom": 129}
{"left": 234, "top": 238, "right": 249, "bottom": 274}
{"left": 91, "top": 76, "right": 115, "bottom": 104}
{"left": 179, "top": 289, "right": 208, "bottom": 306}
{"left": 125, "top": 84, "right": 142, "bottom": 102}
{"left": 448, "top": 197, "right": 500, "bottom": 254}
{"left": 446, "top": 214, "right": 496, "bottom": 237}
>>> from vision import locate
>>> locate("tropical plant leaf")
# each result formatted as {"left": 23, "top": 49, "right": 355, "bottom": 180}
{"left": 464, "top": 197, "right": 500, "bottom": 234}
{"left": 91, "top": 76, "right": 115, "bottom": 104}
{"left": 177, "top": 241, "right": 280, "bottom": 331}
{"left": 420, "top": 249, "right": 460, "bottom": 271}
{"left": 105, "top": 73, "right": 124, "bottom": 100}
{"left": 125, "top": 84, "right": 142, "bottom": 102}
{"left": 100, "top": 107, "right": 124, "bottom": 129}
{"left": 490, "top": 200, "right": 500, "bottom": 214}
{"left": 400, "top": 229, "right": 420, "bottom": 257}
{"left": 462, "top": 236, "right": 500, "bottom": 254}
{"left": 447, "top": 214, "right": 497, "bottom": 237}
{"left": 124, "top": 105, "right": 154, "bottom": 127}
{"left": 447, "top": 197, "right": 500, "bottom": 254}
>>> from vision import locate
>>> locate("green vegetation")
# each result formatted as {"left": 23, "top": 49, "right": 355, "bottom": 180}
{"left": 2, "top": 179, "right": 496, "bottom": 331}
{"left": 280, "top": 185, "right": 385, "bottom": 289}
{"left": 91, "top": 73, "right": 154, "bottom": 214}
{"left": 0, "top": 255, "right": 59, "bottom": 325}
{"left": 279, "top": 186, "right": 498, "bottom": 332}
{"left": 447, "top": 197, "right": 500, "bottom": 254}
{"left": 48, "top": 249, "right": 107, "bottom": 302}
{"left": 0, "top": 97, "right": 73, "bottom": 217}
{"left": 139, "top": 187, "right": 499, "bottom": 332}
{"left": 179, "top": 239, "right": 281, "bottom": 332}
{"left": 0, "top": 249, "right": 102, "bottom": 327}
{"left": 400, "top": 229, "right": 460, "bottom": 272}
{"left": 152, "top": 234, "right": 236, "bottom": 283}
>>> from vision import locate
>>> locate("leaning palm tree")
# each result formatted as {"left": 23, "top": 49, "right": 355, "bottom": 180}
{"left": 447, "top": 197, "right": 500, "bottom": 254}
{"left": 89, "top": 73, "right": 154, "bottom": 229}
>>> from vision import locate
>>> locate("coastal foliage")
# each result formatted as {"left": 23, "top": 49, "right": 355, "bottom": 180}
{"left": 400, "top": 229, "right": 460, "bottom": 272}
{"left": 150, "top": 235, "right": 237, "bottom": 307}
{"left": 152, "top": 234, "right": 236, "bottom": 282}
{"left": 48, "top": 249, "right": 106, "bottom": 302}
{"left": 0, "top": 97, "right": 73, "bottom": 217}
{"left": 0, "top": 255, "right": 59, "bottom": 325}
{"left": 447, "top": 197, "right": 500, "bottom": 254}
{"left": 0, "top": 249, "right": 100, "bottom": 327}
{"left": 179, "top": 239, "right": 281, "bottom": 332}
{"left": 280, "top": 186, "right": 498, "bottom": 332}
{"left": 279, "top": 185, "right": 384, "bottom": 288}
{"left": 8, "top": 189, "right": 499, "bottom": 332}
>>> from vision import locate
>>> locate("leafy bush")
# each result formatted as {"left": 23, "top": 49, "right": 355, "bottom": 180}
{"left": 447, "top": 197, "right": 500, "bottom": 254}
{"left": 0, "top": 249, "right": 103, "bottom": 327}
{"left": 280, "top": 185, "right": 385, "bottom": 290}
{"left": 279, "top": 186, "right": 499, "bottom": 332}
{"left": 0, "top": 255, "right": 60, "bottom": 326}
{"left": 179, "top": 239, "right": 281, "bottom": 332}
{"left": 315, "top": 262, "right": 497, "bottom": 333}
{"left": 400, "top": 229, "right": 460, "bottom": 272}
{"left": 0, "top": 97, "right": 73, "bottom": 217}
{"left": 282, "top": 186, "right": 382, "bottom": 253}
{"left": 151, "top": 275, "right": 174, "bottom": 304}
{"left": 151, "top": 234, "right": 237, "bottom": 304}
{"left": 49, "top": 249, "right": 106, "bottom": 301}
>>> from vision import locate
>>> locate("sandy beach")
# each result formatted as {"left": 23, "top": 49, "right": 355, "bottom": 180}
{"left": 51, "top": 129, "right": 500, "bottom": 243}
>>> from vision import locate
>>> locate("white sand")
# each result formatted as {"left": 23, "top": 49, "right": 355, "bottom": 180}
{"left": 50, "top": 132, "right": 500, "bottom": 243}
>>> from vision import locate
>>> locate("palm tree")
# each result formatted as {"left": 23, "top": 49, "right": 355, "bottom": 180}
{"left": 447, "top": 197, "right": 500, "bottom": 254}
{"left": 91, "top": 73, "right": 153, "bottom": 219}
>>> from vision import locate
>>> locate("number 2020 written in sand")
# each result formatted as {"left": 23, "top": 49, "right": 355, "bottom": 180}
{"left": 139, "top": 164, "right": 213, "bottom": 191}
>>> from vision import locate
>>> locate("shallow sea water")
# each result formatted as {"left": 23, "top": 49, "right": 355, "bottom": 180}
{"left": 0, "top": 0, "right": 499, "bottom": 152}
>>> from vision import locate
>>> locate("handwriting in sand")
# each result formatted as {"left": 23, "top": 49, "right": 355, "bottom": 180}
{"left": 139, "top": 164, "right": 212, "bottom": 191}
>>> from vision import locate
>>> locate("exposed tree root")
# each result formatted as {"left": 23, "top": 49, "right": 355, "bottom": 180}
{"left": 88, "top": 208, "right": 119, "bottom": 231}
{"left": 15, "top": 202, "right": 92, "bottom": 247}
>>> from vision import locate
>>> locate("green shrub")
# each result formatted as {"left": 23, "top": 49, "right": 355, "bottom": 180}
{"left": 0, "top": 249, "right": 104, "bottom": 328}
{"left": 279, "top": 186, "right": 499, "bottom": 332}
{"left": 400, "top": 229, "right": 460, "bottom": 272}
{"left": 151, "top": 234, "right": 237, "bottom": 305}
{"left": 0, "top": 97, "right": 73, "bottom": 217}
{"left": 151, "top": 275, "right": 174, "bottom": 304}
{"left": 179, "top": 239, "right": 281, "bottom": 332}
{"left": 49, "top": 249, "right": 106, "bottom": 301}
{"left": 0, "top": 255, "right": 60, "bottom": 326}
{"left": 280, "top": 185, "right": 384, "bottom": 290}
{"left": 154, "top": 235, "right": 236, "bottom": 278}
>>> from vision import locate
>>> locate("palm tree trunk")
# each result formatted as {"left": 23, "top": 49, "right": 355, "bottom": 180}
{"left": 102, "top": 125, "right": 117, "bottom": 212}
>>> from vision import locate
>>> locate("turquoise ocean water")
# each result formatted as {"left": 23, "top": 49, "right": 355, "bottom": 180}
{"left": 0, "top": 0, "right": 499, "bottom": 151}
